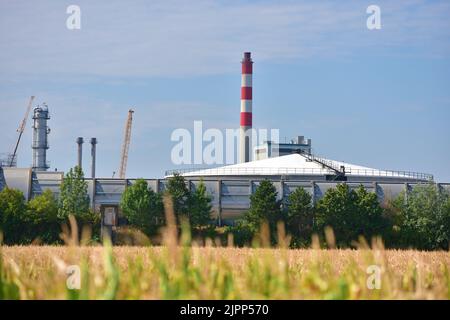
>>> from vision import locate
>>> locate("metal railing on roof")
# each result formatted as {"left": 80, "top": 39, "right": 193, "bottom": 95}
{"left": 300, "top": 150, "right": 344, "bottom": 174}
{"left": 165, "top": 166, "right": 433, "bottom": 181}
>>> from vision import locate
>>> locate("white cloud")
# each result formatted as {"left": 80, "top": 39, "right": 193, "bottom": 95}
{"left": 0, "top": 0, "right": 449, "bottom": 79}
{"left": 1, "top": 0, "right": 450, "bottom": 179}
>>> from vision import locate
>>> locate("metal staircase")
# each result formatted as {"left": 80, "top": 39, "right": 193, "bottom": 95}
{"left": 298, "top": 150, "right": 347, "bottom": 180}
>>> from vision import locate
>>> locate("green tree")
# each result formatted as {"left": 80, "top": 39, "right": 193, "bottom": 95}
{"left": 285, "top": 187, "right": 314, "bottom": 246}
{"left": 120, "top": 179, "right": 164, "bottom": 236}
{"left": 316, "top": 184, "right": 387, "bottom": 247}
{"left": 354, "top": 186, "right": 389, "bottom": 241}
{"left": 0, "top": 187, "right": 26, "bottom": 244}
{"left": 394, "top": 184, "right": 450, "bottom": 250}
{"left": 165, "top": 173, "right": 190, "bottom": 220}
{"left": 188, "top": 180, "right": 212, "bottom": 228}
{"left": 316, "top": 184, "right": 358, "bottom": 246}
{"left": 246, "top": 180, "right": 282, "bottom": 232}
{"left": 58, "top": 166, "right": 90, "bottom": 220}
{"left": 231, "top": 180, "right": 282, "bottom": 246}
{"left": 25, "top": 189, "right": 60, "bottom": 243}
{"left": 226, "top": 221, "right": 254, "bottom": 247}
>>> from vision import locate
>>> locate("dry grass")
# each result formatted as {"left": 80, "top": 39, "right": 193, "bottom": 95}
{"left": 1, "top": 244, "right": 449, "bottom": 300}
{"left": 1, "top": 205, "right": 448, "bottom": 300}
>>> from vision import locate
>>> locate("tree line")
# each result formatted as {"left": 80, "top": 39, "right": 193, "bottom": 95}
{"left": 120, "top": 174, "right": 214, "bottom": 240}
{"left": 0, "top": 166, "right": 98, "bottom": 245}
{"left": 230, "top": 180, "right": 449, "bottom": 250}
{"left": 121, "top": 175, "right": 449, "bottom": 250}
{"left": 120, "top": 174, "right": 449, "bottom": 250}
{"left": 0, "top": 168, "right": 449, "bottom": 250}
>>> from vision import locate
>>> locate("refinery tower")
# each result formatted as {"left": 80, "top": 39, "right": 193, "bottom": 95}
{"left": 32, "top": 103, "right": 50, "bottom": 171}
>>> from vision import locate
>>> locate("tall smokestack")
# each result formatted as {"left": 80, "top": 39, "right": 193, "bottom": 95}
{"left": 76, "top": 137, "right": 84, "bottom": 169}
{"left": 240, "top": 52, "right": 253, "bottom": 163}
{"left": 90, "top": 138, "right": 97, "bottom": 179}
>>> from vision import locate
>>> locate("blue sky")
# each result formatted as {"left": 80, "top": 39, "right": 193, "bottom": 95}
{"left": 0, "top": 0, "right": 449, "bottom": 181}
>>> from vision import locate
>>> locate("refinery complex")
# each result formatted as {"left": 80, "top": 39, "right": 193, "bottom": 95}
{"left": 1, "top": 52, "right": 448, "bottom": 225}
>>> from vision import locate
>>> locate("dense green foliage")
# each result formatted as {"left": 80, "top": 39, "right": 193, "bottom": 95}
{"left": 388, "top": 184, "right": 450, "bottom": 250}
{"left": 229, "top": 180, "right": 282, "bottom": 246}
{"left": 164, "top": 174, "right": 213, "bottom": 229}
{"left": 188, "top": 180, "right": 213, "bottom": 228}
{"left": 165, "top": 173, "right": 190, "bottom": 218}
{"left": 120, "top": 179, "right": 164, "bottom": 236}
{"left": 0, "top": 167, "right": 99, "bottom": 245}
{"left": 0, "top": 188, "right": 61, "bottom": 244}
{"left": 0, "top": 166, "right": 448, "bottom": 250}
{"left": 24, "top": 189, "right": 60, "bottom": 243}
{"left": 120, "top": 175, "right": 213, "bottom": 238}
{"left": 246, "top": 180, "right": 282, "bottom": 231}
{"left": 315, "top": 184, "right": 389, "bottom": 246}
{"left": 285, "top": 186, "right": 314, "bottom": 247}
{"left": 58, "top": 166, "right": 90, "bottom": 219}
{"left": 230, "top": 181, "right": 449, "bottom": 250}
{"left": 0, "top": 188, "right": 26, "bottom": 244}
{"left": 58, "top": 166, "right": 99, "bottom": 235}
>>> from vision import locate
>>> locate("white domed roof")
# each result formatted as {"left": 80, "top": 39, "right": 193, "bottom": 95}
{"left": 167, "top": 153, "right": 432, "bottom": 181}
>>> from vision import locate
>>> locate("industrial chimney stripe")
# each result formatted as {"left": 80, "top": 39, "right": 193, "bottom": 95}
{"left": 241, "top": 100, "right": 252, "bottom": 112}
{"left": 240, "top": 112, "right": 252, "bottom": 126}
{"left": 241, "top": 74, "right": 252, "bottom": 87}
{"left": 242, "top": 62, "right": 253, "bottom": 74}
{"left": 241, "top": 87, "right": 252, "bottom": 100}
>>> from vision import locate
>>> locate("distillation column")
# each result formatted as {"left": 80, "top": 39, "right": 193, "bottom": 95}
{"left": 32, "top": 104, "right": 50, "bottom": 171}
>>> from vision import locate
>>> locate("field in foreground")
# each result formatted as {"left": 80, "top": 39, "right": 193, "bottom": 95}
{"left": 1, "top": 244, "right": 449, "bottom": 300}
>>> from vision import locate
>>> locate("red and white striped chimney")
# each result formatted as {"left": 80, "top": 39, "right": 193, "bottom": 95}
{"left": 240, "top": 52, "right": 253, "bottom": 163}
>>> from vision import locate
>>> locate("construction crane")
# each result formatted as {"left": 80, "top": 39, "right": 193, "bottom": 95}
{"left": 118, "top": 109, "right": 134, "bottom": 179}
{"left": 10, "top": 96, "right": 35, "bottom": 167}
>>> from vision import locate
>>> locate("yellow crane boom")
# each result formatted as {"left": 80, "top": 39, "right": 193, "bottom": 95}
{"left": 10, "top": 96, "right": 35, "bottom": 166}
{"left": 119, "top": 109, "right": 134, "bottom": 179}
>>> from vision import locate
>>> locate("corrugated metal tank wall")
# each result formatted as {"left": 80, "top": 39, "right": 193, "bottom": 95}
{"left": 2, "top": 168, "right": 450, "bottom": 225}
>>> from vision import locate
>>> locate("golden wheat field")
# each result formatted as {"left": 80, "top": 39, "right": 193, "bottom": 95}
{"left": 1, "top": 243, "right": 449, "bottom": 300}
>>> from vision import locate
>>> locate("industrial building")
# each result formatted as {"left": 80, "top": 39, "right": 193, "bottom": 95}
{"left": 254, "top": 136, "right": 312, "bottom": 160}
{"left": 0, "top": 52, "right": 448, "bottom": 226}
{"left": 1, "top": 164, "right": 448, "bottom": 225}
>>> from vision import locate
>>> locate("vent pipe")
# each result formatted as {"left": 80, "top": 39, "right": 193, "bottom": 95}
{"left": 76, "top": 137, "right": 84, "bottom": 169}
{"left": 90, "top": 138, "right": 97, "bottom": 179}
